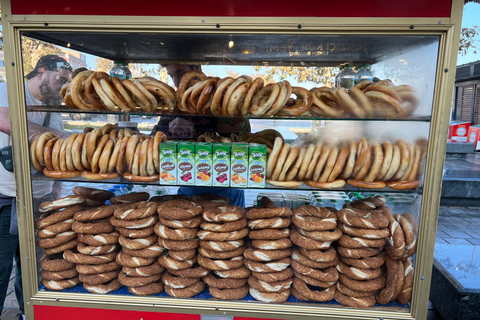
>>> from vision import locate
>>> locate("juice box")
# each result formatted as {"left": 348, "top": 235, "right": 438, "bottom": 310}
{"left": 195, "top": 143, "right": 213, "bottom": 186}
{"left": 177, "top": 141, "right": 195, "bottom": 186}
{"left": 230, "top": 142, "right": 249, "bottom": 188}
{"left": 248, "top": 143, "right": 267, "bottom": 188}
{"left": 212, "top": 143, "right": 231, "bottom": 187}
{"left": 159, "top": 141, "right": 177, "bottom": 185}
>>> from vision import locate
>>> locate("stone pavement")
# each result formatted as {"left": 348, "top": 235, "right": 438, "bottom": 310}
{"left": 1, "top": 262, "right": 20, "bottom": 320}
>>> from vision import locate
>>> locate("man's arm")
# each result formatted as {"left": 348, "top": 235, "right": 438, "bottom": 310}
{"left": 0, "top": 107, "right": 68, "bottom": 138}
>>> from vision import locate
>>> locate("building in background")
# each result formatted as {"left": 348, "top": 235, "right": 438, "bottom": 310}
{"left": 59, "top": 48, "right": 87, "bottom": 71}
{"left": 452, "top": 60, "right": 480, "bottom": 125}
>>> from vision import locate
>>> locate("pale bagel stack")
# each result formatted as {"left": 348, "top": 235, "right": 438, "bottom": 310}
{"left": 198, "top": 205, "right": 249, "bottom": 300}
{"left": 155, "top": 199, "right": 206, "bottom": 298}
{"left": 245, "top": 197, "right": 293, "bottom": 303}
{"left": 289, "top": 205, "right": 340, "bottom": 302}
{"left": 112, "top": 194, "right": 164, "bottom": 295}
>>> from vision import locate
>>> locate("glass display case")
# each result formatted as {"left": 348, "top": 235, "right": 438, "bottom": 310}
{"left": 1, "top": 0, "right": 464, "bottom": 319}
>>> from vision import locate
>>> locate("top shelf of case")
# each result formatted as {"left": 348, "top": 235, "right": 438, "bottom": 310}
{"left": 22, "top": 31, "right": 440, "bottom": 67}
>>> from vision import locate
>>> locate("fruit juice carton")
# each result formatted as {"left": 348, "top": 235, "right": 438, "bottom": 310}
{"left": 177, "top": 141, "right": 195, "bottom": 186}
{"left": 230, "top": 142, "right": 249, "bottom": 188}
{"left": 159, "top": 141, "right": 177, "bottom": 185}
{"left": 195, "top": 143, "right": 213, "bottom": 186}
{"left": 212, "top": 143, "right": 231, "bottom": 187}
{"left": 248, "top": 143, "right": 267, "bottom": 188}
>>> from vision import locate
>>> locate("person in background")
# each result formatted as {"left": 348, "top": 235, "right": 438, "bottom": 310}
{"left": 152, "top": 64, "right": 248, "bottom": 207}
{"left": 0, "top": 55, "right": 72, "bottom": 320}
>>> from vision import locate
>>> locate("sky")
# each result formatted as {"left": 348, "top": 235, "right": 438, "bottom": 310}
{"left": 456, "top": 2, "right": 480, "bottom": 66}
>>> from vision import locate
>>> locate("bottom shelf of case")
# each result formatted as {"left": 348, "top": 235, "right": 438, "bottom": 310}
{"left": 38, "top": 285, "right": 410, "bottom": 313}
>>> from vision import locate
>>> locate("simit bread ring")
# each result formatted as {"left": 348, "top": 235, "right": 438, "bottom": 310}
{"left": 334, "top": 291, "right": 376, "bottom": 308}
{"left": 197, "top": 228, "right": 249, "bottom": 241}
{"left": 119, "top": 234, "right": 158, "bottom": 250}
{"left": 165, "top": 281, "right": 205, "bottom": 298}
{"left": 252, "top": 268, "right": 293, "bottom": 283}
{"left": 43, "top": 239, "right": 80, "bottom": 255}
{"left": 201, "top": 219, "right": 247, "bottom": 232}
{"left": 41, "top": 277, "right": 80, "bottom": 290}
{"left": 338, "top": 223, "right": 389, "bottom": 239}
{"left": 168, "top": 249, "right": 197, "bottom": 261}
{"left": 114, "top": 202, "right": 157, "bottom": 220}
{"left": 162, "top": 271, "right": 200, "bottom": 289}
{"left": 203, "top": 273, "right": 247, "bottom": 289}
{"left": 128, "top": 280, "right": 164, "bottom": 295}
{"left": 214, "top": 267, "right": 250, "bottom": 279}
{"left": 36, "top": 231, "right": 77, "bottom": 249}
{"left": 169, "top": 265, "right": 210, "bottom": 278}
{"left": 37, "top": 219, "right": 75, "bottom": 238}
{"left": 116, "top": 251, "right": 155, "bottom": 267}
{"left": 158, "top": 252, "right": 195, "bottom": 270}
{"left": 35, "top": 205, "right": 84, "bottom": 229}
{"left": 74, "top": 205, "right": 115, "bottom": 222}
{"left": 72, "top": 219, "right": 116, "bottom": 234}
{"left": 293, "top": 271, "right": 335, "bottom": 288}
{"left": 298, "top": 228, "right": 342, "bottom": 242}
{"left": 292, "top": 206, "right": 337, "bottom": 230}
{"left": 251, "top": 238, "right": 292, "bottom": 250}
{"left": 349, "top": 195, "right": 387, "bottom": 210}
{"left": 291, "top": 248, "right": 339, "bottom": 269}
{"left": 199, "top": 246, "right": 246, "bottom": 260}
{"left": 118, "top": 272, "right": 162, "bottom": 287}
{"left": 384, "top": 211, "right": 406, "bottom": 259}
{"left": 248, "top": 228, "right": 289, "bottom": 240}
{"left": 154, "top": 223, "right": 198, "bottom": 240}
{"left": 159, "top": 216, "right": 203, "bottom": 229}
{"left": 122, "top": 243, "right": 164, "bottom": 258}
{"left": 39, "top": 196, "right": 103, "bottom": 214}
{"left": 290, "top": 229, "right": 331, "bottom": 250}
{"left": 123, "top": 261, "right": 165, "bottom": 277}
{"left": 78, "top": 232, "right": 119, "bottom": 246}
{"left": 110, "top": 215, "right": 158, "bottom": 229}
{"left": 248, "top": 276, "right": 292, "bottom": 293}
{"left": 83, "top": 279, "right": 122, "bottom": 294}
{"left": 202, "top": 205, "right": 244, "bottom": 223}
{"left": 76, "top": 261, "right": 121, "bottom": 275}
{"left": 40, "top": 268, "right": 78, "bottom": 281}
{"left": 157, "top": 200, "right": 203, "bottom": 220}
{"left": 199, "top": 240, "right": 245, "bottom": 252}
{"left": 197, "top": 255, "right": 244, "bottom": 271}
{"left": 249, "top": 287, "right": 290, "bottom": 304}
{"left": 77, "top": 242, "right": 119, "bottom": 255}
{"left": 292, "top": 278, "right": 335, "bottom": 302}
{"left": 336, "top": 281, "right": 376, "bottom": 298}
{"left": 337, "top": 206, "right": 389, "bottom": 229}
{"left": 291, "top": 260, "right": 338, "bottom": 282}
{"left": 247, "top": 217, "right": 290, "bottom": 230}
{"left": 396, "top": 213, "right": 418, "bottom": 258}
{"left": 39, "top": 253, "right": 75, "bottom": 272}
{"left": 337, "top": 234, "right": 385, "bottom": 248}
{"left": 337, "top": 246, "right": 381, "bottom": 259}
{"left": 339, "top": 273, "right": 386, "bottom": 294}
{"left": 79, "top": 270, "right": 120, "bottom": 286}
{"left": 299, "top": 247, "right": 337, "bottom": 263}
{"left": 243, "top": 248, "right": 291, "bottom": 262}
{"left": 336, "top": 262, "right": 382, "bottom": 280}
{"left": 116, "top": 226, "right": 155, "bottom": 239}
{"left": 397, "top": 259, "right": 414, "bottom": 304}
{"left": 209, "top": 285, "right": 249, "bottom": 300}
{"left": 376, "top": 257, "right": 404, "bottom": 304}
{"left": 244, "top": 257, "right": 290, "bottom": 273}
{"left": 109, "top": 192, "right": 150, "bottom": 204}
{"left": 246, "top": 207, "right": 292, "bottom": 220}
{"left": 339, "top": 253, "right": 385, "bottom": 270}
{"left": 158, "top": 238, "right": 199, "bottom": 251}
{"left": 63, "top": 250, "right": 117, "bottom": 265}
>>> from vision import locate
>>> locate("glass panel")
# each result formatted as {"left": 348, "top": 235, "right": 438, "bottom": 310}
{"left": 21, "top": 30, "right": 437, "bottom": 315}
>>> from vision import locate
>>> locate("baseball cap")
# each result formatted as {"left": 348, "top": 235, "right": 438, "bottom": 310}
{"left": 25, "top": 55, "right": 73, "bottom": 80}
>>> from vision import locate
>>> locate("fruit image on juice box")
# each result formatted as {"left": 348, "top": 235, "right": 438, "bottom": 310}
{"left": 213, "top": 143, "right": 231, "bottom": 187}
{"left": 230, "top": 142, "right": 248, "bottom": 188}
{"left": 248, "top": 143, "right": 266, "bottom": 188}
{"left": 195, "top": 143, "right": 213, "bottom": 186}
{"left": 159, "top": 141, "right": 177, "bottom": 185}
{"left": 177, "top": 141, "right": 195, "bottom": 186}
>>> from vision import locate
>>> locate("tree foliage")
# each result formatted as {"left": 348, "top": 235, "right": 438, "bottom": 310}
{"left": 459, "top": 25, "right": 480, "bottom": 56}
{"left": 21, "top": 38, "right": 61, "bottom": 76}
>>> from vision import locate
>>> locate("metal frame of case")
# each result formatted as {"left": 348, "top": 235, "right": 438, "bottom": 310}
{"left": 0, "top": 0, "right": 464, "bottom": 319}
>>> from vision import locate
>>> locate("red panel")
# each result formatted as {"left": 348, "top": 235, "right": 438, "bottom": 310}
{"left": 34, "top": 306, "right": 285, "bottom": 320}
{"left": 11, "top": 0, "right": 452, "bottom": 18}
